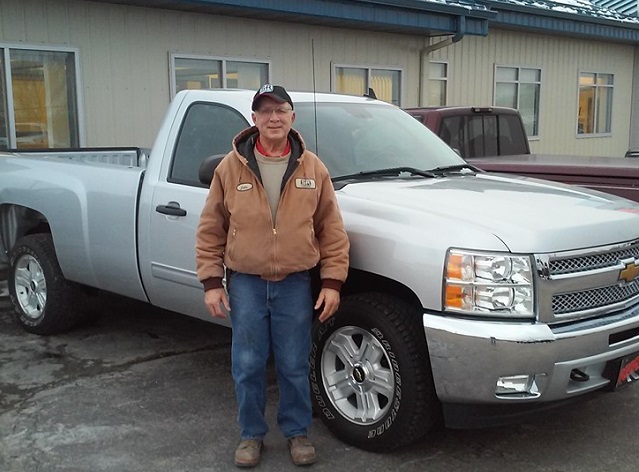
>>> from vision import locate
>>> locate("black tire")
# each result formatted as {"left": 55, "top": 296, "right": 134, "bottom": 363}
{"left": 9, "top": 234, "right": 82, "bottom": 335}
{"left": 310, "top": 293, "right": 439, "bottom": 451}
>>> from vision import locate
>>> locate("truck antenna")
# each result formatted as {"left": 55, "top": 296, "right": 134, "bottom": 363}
{"left": 311, "top": 39, "right": 319, "bottom": 156}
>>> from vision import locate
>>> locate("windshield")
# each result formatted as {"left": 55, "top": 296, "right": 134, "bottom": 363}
{"left": 292, "top": 102, "right": 465, "bottom": 178}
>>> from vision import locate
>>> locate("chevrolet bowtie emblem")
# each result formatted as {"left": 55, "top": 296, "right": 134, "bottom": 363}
{"left": 619, "top": 261, "right": 639, "bottom": 284}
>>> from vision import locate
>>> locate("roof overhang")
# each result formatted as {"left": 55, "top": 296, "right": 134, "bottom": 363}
{"left": 486, "top": 0, "right": 639, "bottom": 43}
{"left": 83, "top": 0, "right": 495, "bottom": 37}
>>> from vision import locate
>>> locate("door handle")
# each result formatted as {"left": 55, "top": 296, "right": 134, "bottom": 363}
{"left": 156, "top": 201, "right": 187, "bottom": 217}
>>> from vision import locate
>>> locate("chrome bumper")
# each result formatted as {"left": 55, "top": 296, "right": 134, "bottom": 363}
{"left": 424, "top": 304, "right": 639, "bottom": 405}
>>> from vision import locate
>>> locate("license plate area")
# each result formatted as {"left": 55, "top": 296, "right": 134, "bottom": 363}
{"left": 603, "top": 351, "right": 639, "bottom": 390}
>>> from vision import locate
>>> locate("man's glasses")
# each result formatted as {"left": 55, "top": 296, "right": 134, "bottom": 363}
{"left": 255, "top": 107, "right": 293, "bottom": 116}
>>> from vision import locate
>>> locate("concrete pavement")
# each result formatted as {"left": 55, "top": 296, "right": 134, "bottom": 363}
{"left": 2, "top": 287, "right": 639, "bottom": 472}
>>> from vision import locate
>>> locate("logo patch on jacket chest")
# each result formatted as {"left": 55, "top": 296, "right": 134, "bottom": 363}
{"left": 295, "top": 178, "right": 316, "bottom": 189}
{"left": 236, "top": 183, "right": 253, "bottom": 191}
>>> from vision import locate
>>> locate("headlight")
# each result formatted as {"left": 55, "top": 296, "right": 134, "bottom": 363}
{"left": 443, "top": 249, "right": 535, "bottom": 318}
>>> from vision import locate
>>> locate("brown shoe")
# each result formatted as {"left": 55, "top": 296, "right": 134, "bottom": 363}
{"left": 234, "top": 439, "right": 263, "bottom": 468}
{"left": 288, "top": 435, "right": 317, "bottom": 466}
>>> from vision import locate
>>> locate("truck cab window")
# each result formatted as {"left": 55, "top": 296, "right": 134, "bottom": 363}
{"left": 170, "top": 102, "right": 248, "bottom": 187}
{"left": 498, "top": 115, "right": 528, "bottom": 155}
{"left": 440, "top": 116, "right": 464, "bottom": 157}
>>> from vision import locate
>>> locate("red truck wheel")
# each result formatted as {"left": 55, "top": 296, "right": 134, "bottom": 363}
{"left": 9, "top": 234, "right": 82, "bottom": 335}
{"left": 310, "top": 293, "right": 440, "bottom": 451}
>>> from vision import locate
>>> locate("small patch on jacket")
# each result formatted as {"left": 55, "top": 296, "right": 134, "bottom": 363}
{"left": 237, "top": 183, "right": 253, "bottom": 191}
{"left": 295, "top": 178, "right": 316, "bottom": 189}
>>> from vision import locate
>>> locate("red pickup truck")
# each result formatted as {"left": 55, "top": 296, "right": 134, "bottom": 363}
{"left": 406, "top": 106, "right": 639, "bottom": 203}
{"left": 405, "top": 106, "right": 530, "bottom": 159}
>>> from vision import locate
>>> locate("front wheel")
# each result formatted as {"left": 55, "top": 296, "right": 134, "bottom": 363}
{"left": 9, "top": 234, "right": 82, "bottom": 335}
{"left": 310, "top": 293, "right": 440, "bottom": 451}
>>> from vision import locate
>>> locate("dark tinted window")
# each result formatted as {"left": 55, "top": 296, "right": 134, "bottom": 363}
{"left": 440, "top": 113, "right": 528, "bottom": 158}
{"left": 439, "top": 115, "right": 464, "bottom": 156}
{"left": 170, "top": 102, "right": 248, "bottom": 187}
{"left": 497, "top": 114, "right": 528, "bottom": 156}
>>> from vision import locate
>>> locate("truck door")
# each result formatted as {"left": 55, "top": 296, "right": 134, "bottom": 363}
{"left": 140, "top": 101, "right": 249, "bottom": 324}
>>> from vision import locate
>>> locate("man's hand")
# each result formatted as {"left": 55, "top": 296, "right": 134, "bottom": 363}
{"left": 315, "top": 288, "right": 340, "bottom": 322}
{"left": 204, "top": 288, "right": 230, "bottom": 319}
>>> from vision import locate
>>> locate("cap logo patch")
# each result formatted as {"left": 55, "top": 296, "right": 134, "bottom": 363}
{"left": 295, "top": 178, "right": 316, "bottom": 189}
{"left": 259, "top": 84, "right": 274, "bottom": 94}
{"left": 237, "top": 183, "right": 253, "bottom": 191}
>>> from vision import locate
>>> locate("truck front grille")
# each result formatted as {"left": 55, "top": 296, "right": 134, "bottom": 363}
{"left": 541, "top": 239, "right": 639, "bottom": 322}
{"left": 552, "top": 280, "right": 639, "bottom": 315}
{"left": 549, "top": 240, "right": 639, "bottom": 276}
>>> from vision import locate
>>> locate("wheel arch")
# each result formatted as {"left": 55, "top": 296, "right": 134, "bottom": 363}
{"left": 342, "top": 268, "right": 423, "bottom": 312}
{"left": 310, "top": 266, "right": 424, "bottom": 320}
{"left": 0, "top": 203, "right": 51, "bottom": 267}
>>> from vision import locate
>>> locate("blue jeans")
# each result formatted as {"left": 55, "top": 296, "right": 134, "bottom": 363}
{"left": 228, "top": 271, "right": 313, "bottom": 440}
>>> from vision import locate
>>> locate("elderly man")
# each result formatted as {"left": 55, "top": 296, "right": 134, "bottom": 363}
{"left": 195, "top": 84, "right": 349, "bottom": 467}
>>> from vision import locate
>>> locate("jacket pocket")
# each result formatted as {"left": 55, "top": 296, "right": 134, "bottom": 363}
{"left": 297, "top": 219, "right": 319, "bottom": 262}
{"left": 226, "top": 227, "right": 237, "bottom": 261}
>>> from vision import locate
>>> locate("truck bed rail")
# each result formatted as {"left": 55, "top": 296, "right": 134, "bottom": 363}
{"left": 7, "top": 147, "right": 150, "bottom": 168}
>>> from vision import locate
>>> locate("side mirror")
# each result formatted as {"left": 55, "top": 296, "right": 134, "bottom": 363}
{"left": 198, "top": 154, "right": 226, "bottom": 186}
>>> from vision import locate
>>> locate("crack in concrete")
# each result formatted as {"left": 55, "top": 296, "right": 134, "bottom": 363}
{"left": 0, "top": 341, "right": 231, "bottom": 415}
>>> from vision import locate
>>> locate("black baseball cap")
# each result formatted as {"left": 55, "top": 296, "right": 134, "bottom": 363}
{"left": 252, "top": 84, "right": 294, "bottom": 111}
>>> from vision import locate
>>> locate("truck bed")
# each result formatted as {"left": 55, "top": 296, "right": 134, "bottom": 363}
{"left": 0, "top": 149, "right": 148, "bottom": 301}
{"left": 469, "top": 154, "right": 639, "bottom": 203}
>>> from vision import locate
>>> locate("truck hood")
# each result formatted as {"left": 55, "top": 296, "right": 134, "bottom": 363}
{"left": 337, "top": 173, "right": 639, "bottom": 254}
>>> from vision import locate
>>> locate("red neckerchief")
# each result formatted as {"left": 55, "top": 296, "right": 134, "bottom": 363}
{"left": 256, "top": 137, "right": 290, "bottom": 157}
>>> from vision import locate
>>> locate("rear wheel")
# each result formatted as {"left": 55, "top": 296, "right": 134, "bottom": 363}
{"left": 310, "top": 293, "right": 440, "bottom": 451}
{"left": 9, "top": 234, "right": 82, "bottom": 334}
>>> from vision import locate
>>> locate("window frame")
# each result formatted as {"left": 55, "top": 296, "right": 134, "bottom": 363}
{"left": 576, "top": 70, "right": 614, "bottom": 138}
{"left": 1, "top": 42, "right": 84, "bottom": 149}
{"left": 331, "top": 63, "right": 403, "bottom": 106}
{"left": 169, "top": 53, "right": 271, "bottom": 99}
{"left": 493, "top": 64, "right": 542, "bottom": 140}
{"left": 428, "top": 60, "right": 449, "bottom": 106}
{"left": 168, "top": 101, "right": 249, "bottom": 188}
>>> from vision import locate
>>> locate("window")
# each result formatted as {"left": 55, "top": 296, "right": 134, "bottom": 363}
{"left": 170, "top": 102, "right": 248, "bottom": 187}
{"left": 428, "top": 62, "right": 448, "bottom": 106}
{"left": 170, "top": 54, "right": 269, "bottom": 97}
{"left": 439, "top": 113, "right": 529, "bottom": 159}
{"left": 494, "top": 66, "right": 541, "bottom": 138}
{"left": 333, "top": 65, "right": 401, "bottom": 105}
{"left": 291, "top": 102, "right": 459, "bottom": 178}
{"left": 578, "top": 72, "right": 613, "bottom": 135}
{"left": 0, "top": 46, "right": 80, "bottom": 150}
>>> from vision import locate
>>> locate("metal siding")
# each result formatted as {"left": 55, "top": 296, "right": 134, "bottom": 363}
{"left": 632, "top": 46, "right": 639, "bottom": 150}
{"left": 0, "top": 0, "right": 27, "bottom": 40}
{"left": 0, "top": 0, "right": 634, "bottom": 157}
{"left": 434, "top": 29, "right": 634, "bottom": 157}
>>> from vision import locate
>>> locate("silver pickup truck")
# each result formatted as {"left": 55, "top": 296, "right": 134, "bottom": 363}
{"left": 2, "top": 89, "right": 639, "bottom": 452}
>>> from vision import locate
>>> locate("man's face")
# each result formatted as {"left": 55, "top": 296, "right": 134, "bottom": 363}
{"left": 252, "top": 97, "right": 295, "bottom": 142}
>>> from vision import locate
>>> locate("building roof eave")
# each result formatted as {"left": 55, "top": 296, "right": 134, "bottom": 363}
{"left": 81, "top": 0, "right": 495, "bottom": 36}
{"left": 486, "top": 0, "right": 639, "bottom": 43}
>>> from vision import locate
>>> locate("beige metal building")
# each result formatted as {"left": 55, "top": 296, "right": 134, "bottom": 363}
{"left": 0, "top": 0, "right": 637, "bottom": 157}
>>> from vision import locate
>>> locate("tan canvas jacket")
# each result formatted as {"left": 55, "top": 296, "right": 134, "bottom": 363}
{"left": 195, "top": 126, "right": 350, "bottom": 291}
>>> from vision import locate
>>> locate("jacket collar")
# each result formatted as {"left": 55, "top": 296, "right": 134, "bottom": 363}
{"left": 232, "top": 127, "right": 306, "bottom": 189}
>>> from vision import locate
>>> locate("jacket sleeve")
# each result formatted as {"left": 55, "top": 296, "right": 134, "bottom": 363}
{"left": 195, "top": 162, "right": 230, "bottom": 291}
{"left": 313, "top": 162, "right": 350, "bottom": 290}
